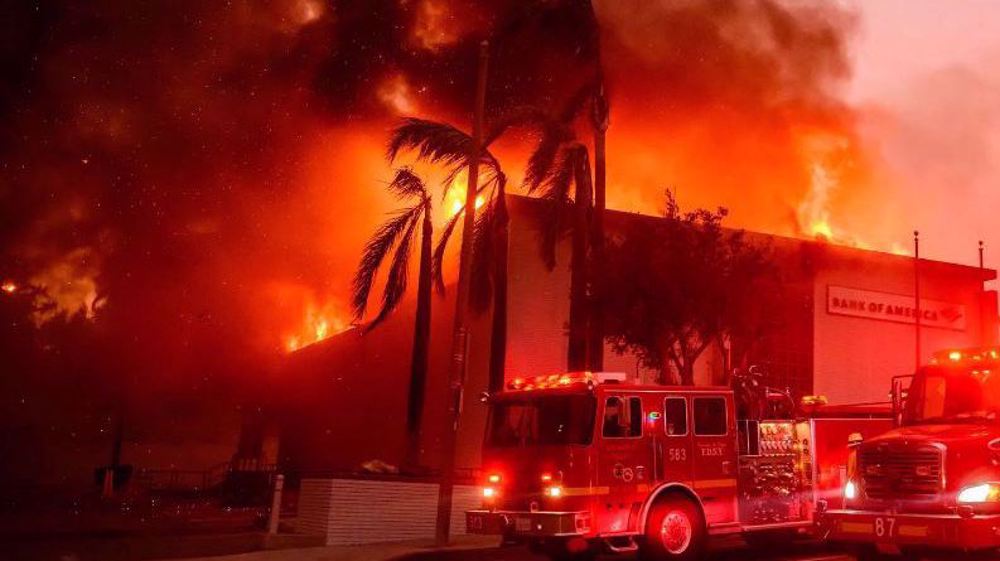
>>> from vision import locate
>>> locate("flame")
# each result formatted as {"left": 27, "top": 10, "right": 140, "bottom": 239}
{"left": 450, "top": 195, "right": 485, "bottom": 217}
{"left": 1, "top": 281, "right": 16, "bottom": 294}
{"left": 284, "top": 302, "right": 350, "bottom": 352}
{"left": 443, "top": 173, "right": 485, "bottom": 217}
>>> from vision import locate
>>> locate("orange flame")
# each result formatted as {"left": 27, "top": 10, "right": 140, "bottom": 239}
{"left": 284, "top": 302, "right": 350, "bottom": 352}
{"left": 1, "top": 281, "right": 16, "bottom": 294}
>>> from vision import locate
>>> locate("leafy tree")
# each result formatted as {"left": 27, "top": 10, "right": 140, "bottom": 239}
{"left": 351, "top": 168, "right": 435, "bottom": 468}
{"left": 602, "top": 192, "right": 779, "bottom": 385}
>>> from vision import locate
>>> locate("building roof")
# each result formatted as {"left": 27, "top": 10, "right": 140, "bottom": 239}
{"left": 506, "top": 194, "right": 997, "bottom": 282}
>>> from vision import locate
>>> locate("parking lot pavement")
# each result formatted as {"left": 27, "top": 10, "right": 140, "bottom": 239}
{"left": 396, "top": 538, "right": 855, "bottom": 561}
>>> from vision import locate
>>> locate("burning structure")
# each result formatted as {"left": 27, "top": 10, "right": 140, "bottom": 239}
{"left": 264, "top": 195, "right": 997, "bottom": 476}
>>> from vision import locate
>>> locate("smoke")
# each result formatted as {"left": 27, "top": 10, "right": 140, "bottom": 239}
{"left": 0, "top": 0, "right": 894, "bottom": 476}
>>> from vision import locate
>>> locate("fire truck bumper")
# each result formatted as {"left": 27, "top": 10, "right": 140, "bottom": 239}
{"left": 466, "top": 510, "right": 591, "bottom": 537}
{"left": 819, "top": 509, "right": 1000, "bottom": 550}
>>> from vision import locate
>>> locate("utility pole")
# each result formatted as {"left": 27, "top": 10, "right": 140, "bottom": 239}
{"left": 435, "top": 40, "right": 488, "bottom": 547}
{"left": 914, "top": 230, "right": 921, "bottom": 372}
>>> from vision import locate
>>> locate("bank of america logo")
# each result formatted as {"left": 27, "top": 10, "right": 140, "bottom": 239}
{"left": 939, "top": 307, "right": 963, "bottom": 324}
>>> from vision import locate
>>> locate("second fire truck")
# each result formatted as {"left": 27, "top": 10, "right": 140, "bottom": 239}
{"left": 466, "top": 370, "right": 890, "bottom": 560}
{"left": 818, "top": 347, "right": 1000, "bottom": 559}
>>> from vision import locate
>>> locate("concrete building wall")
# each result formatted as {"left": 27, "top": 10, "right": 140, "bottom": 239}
{"left": 812, "top": 247, "right": 992, "bottom": 404}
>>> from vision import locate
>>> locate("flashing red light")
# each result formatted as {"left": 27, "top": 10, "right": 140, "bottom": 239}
{"left": 505, "top": 371, "right": 626, "bottom": 391}
{"left": 540, "top": 473, "right": 552, "bottom": 483}
{"left": 483, "top": 486, "right": 497, "bottom": 499}
{"left": 546, "top": 486, "right": 563, "bottom": 498}
{"left": 487, "top": 473, "right": 501, "bottom": 484}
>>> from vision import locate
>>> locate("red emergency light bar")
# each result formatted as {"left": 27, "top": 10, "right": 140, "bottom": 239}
{"left": 506, "top": 371, "right": 627, "bottom": 391}
{"left": 931, "top": 347, "right": 1000, "bottom": 365}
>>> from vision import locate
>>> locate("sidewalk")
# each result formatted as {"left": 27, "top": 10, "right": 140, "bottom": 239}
{"left": 160, "top": 535, "right": 500, "bottom": 561}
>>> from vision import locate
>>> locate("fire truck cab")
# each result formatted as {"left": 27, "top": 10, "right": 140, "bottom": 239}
{"left": 818, "top": 347, "right": 1000, "bottom": 559}
{"left": 466, "top": 371, "right": 889, "bottom": 560}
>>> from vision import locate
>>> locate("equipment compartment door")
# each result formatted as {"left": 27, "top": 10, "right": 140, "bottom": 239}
{"left": 691, "top": 393, "right": 738, "bottom": 525}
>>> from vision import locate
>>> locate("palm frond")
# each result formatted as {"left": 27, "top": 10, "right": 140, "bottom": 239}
{"left": 431, "top": 211, "right": 462, "bottom": 294}
{"left": 536, "top": 143, "right": 589, "bottom": 268}
{"left": 352, "top": 205, "right": 422, "bottom": 321}
{"left": 524, "top": 120, "right": 574, "bottom": 193}
{"left": 470, "top": 199, "right": 499, "bottom": 313}
{"left": 388, "top": 118, "right": 472, "bottom": 168}
{"left": 387, "top": 167, "right": 428, "bottom": 201}
{"left": 390, "top": 117, "right": 502, "bottom": 190}
{"left": 431, "top": 168, "right": 506, "bottom": 294}
{"left": 366, "top": 210, "right": 420, "bottom": 330}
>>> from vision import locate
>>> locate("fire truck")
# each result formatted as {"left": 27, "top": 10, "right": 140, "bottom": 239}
{"left": 466, "top": 371, "right": 891, "bottom": 560}
{"left": 818, "top": 347, "right": 1000, "bottom": 560}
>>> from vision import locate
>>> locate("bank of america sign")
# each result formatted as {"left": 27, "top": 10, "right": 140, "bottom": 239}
{"left": 827, "top": 285, "right": 967, "bottom": 331}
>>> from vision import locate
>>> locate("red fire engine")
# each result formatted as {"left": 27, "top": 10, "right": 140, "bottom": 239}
{"left": 466, "top": 371, "right": 891, "bottom": 560}
{"left": 818, "top": 347, "right": 1000, "bottom": 560}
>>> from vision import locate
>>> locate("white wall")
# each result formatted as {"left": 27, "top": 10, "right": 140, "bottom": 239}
{"left": 298, "top": 478, "right": 481, "bottom": 545}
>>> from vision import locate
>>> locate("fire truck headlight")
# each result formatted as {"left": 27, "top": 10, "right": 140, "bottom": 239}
{"left": 844, "top": 480, "right": 858, "bottom": 501}
{"left": 483, "top": 486, "right": 498, "bottom": 499}
{"left": 957, "top": 482, "right": 1000, "bottom": 504}
{"left": 546, "top": 486, "right": 563, "bottom": 498}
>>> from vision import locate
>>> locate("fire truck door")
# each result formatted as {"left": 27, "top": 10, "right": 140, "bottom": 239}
{"left": 691, "top": 394, "right": 737, "bottom": 525}
{"left": 657, "top": 395, "right": 694, "bottom": 484}
{"left": 597, "top": 393, "right": 649, "bottom": 534}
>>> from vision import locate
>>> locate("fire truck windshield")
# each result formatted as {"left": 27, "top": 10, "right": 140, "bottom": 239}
{"left": 486, "top": 394, "right": 596, "bottom": 447}
{"left": 904, "top": 366, "right": 1000, "bottom": 425}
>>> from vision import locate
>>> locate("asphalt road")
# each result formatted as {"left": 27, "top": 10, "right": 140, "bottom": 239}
{"left": 399, "top": 538, "right": 854, "bottom": 561}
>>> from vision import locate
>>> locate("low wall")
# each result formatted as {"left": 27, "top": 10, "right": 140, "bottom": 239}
{"left": 297, "top": 478, "right": 480, "bottom": 545}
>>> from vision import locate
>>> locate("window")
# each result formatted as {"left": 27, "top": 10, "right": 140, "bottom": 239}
{"left": 602, "top": 396, "right": 642, "bottom": 438}
{"left": 487, "top": 395, "right": 596, "bottom": 447}
{"left": 664, "top": 397, "right": 688, "bottom": 436}
{"left": 693, "top": 397, "right": 727, "bottom": 436}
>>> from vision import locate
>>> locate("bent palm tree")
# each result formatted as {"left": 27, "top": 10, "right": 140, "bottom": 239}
{"left": 352, "top": 168, "right": 434, "bottom": 469}
{"left": 388, "top": 118, "right": 512, "bottom": 393}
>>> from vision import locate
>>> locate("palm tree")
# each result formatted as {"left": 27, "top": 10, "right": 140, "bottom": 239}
{"left": 588, "top": 78, "right": 609, "bottom": 371}
{"left": 388, "top": 118, "right": 511, "bottom": 393}
{"left": 352, "top": 167, "right": 434, "bottom": 469}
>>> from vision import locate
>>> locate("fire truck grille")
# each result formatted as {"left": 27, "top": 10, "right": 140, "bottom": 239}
{"left": 859, "top": 445, "right": 943, "bottom": 501}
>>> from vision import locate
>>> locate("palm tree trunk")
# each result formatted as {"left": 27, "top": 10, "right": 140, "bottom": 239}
{"left": 568, "top": 162, "right": 592, "bottom": 371}
{"left": 488, "top": 189, "right": 509, "bottom": 392}
{"left": 404, "top": 210, "right": 433, "bottom": 470}
{"left": 589, "top": 89, "right": 608, "bottom": 371}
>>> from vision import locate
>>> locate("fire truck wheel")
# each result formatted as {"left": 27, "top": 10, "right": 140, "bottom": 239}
{"left": 641, "top": 494, "right": 706, "bottom": 561}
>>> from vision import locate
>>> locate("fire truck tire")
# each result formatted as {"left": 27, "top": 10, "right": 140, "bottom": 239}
{"left": 640, "top": 493, "right": 706, "bottom": 561}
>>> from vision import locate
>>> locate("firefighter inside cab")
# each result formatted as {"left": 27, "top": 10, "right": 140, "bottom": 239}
{"left": 467, "top": 370, "right": 890, "bottom": 560}
{"left": 819, "top": 347, "right": 1000, "bottom": 560}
